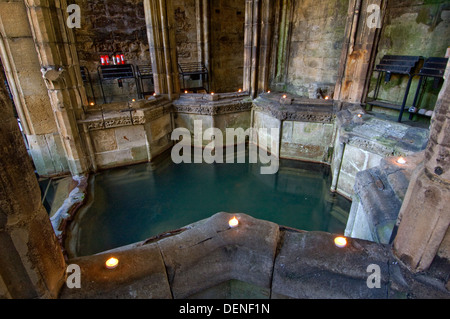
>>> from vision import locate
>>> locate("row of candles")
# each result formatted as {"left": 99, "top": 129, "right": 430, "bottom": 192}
{"left": 102, "top": 215, "right": 354, "bottom": 270}
{"left": 100, "top": 54, "right": 126, "bottom": 66}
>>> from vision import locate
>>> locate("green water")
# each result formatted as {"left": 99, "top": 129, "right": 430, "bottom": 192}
{"left": 70, "top": 152, "right": 351, "bottom": 257}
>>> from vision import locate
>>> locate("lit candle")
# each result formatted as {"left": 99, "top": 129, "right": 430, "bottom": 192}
{"left": 105, "top": 257, "right": 119, "bottom": 269}
{"left": 397, "top": 157, "right": 406, "bottom": 165}
{"left": 267, "top": 90, "right": 271, "bottom": 93}
{"left": 229, "top": 216, "right": 239, "bottom": 228}
{"left": 357, "top": 113, "right": 363, "bottom": 118}
{"left": 282, "top": 94, "right": 287, "bottom": 99}
{"left": 211, "top": 92, "right": 215, "bottom": 96}
{"left": 334, "top": 236, "right": 347, "bottom": 248}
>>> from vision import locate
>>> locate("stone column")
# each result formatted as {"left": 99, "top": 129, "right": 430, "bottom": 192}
{"left": 334, "top": 0, "right": 386, "bottom": 105}
{"left": 393, "top": 59, "right": 450, "bottom": 273}
{"left": 269, "top": 0, "right": 293, "bottom": 93}
{"left": 144, "top": 0, "right": 180, "bottom": 100}
{"left": 243, "top": 0, "right": 274, "bottom": 98}
{"left": 24, "top": 0, "right": 90, "bottom": 176}
{"left": 0, "top": 67, "right": 66, "bottom": 299}
{"left": 0, "top": 0, "right": 70, "bottom": 177}
{"left": 195, "top": 0, "right": 210, "bottom": 84}
{"left": 257, "top": 0, "right": 274, "bottom": 94}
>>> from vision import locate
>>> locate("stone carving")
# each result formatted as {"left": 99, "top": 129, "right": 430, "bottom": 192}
{"left": 173, "top": 100, "right": 253, "bottom": 116}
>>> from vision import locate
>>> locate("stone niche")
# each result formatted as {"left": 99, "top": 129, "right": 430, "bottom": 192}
{"left": 78, "top": 97, "right": 173, "bottom": 170}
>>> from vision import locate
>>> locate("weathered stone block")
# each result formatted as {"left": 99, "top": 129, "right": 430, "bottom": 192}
{"left": 59, "top": 243, "right": 172, "bottom": 299}
{"left": 157, "top": 212, "right": 280, "bottom": 299}
{"left": 91, "top": 129, "right": 118, "bottom": 153}
{"left": 27, "top": 133, "right": 70, "bottom": 176}
{"left": 272, "top": 231, "right": 390, "bottom": 299}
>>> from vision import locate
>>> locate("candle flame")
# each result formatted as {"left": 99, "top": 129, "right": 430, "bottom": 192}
{"left": 105, "top": 257, "right": 119, "bottom": 269}
{"left": 397, "top": 157, "right": 406, "bottom": 165}
{"left": 229, "top": 216, "right": 239, "bottom": 228}
{"left": 334, "top": 236, "right": 347, "bottom": 248}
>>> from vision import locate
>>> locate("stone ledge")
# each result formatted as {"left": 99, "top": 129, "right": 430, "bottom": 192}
{"left": 78, "top": 97, "right": 173, "bottom": 131}
{"left": 252, "top": 93, "right": 335, "bottom": 123}
{"left": 172, "top": 92, "right": 253, "bottom": 115}
{"left": 58, "top": 213, "right": 450, "bottom": 299}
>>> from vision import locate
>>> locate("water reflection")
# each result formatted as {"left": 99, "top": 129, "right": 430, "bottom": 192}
{"left": 68, "top": 149, "right": 351, "bottom": 257}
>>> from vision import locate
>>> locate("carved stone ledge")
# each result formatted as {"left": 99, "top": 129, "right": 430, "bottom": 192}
{"left": 172, "top": 92, "right": 253, "bottom": 116}
{"left": 78, "top": 97, "right": 173, "bottom": 131}
{"left": 252, "top": 93, "right": 335, "bottom": 123}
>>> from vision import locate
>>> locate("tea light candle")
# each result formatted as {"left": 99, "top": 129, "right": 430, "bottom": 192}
{"left": 229, "top": 216, "right": 239, "bottom": 228}
{"left": 105, "top": 257, "right": 119, "bottom": 269}
{"left": 334, "top": 236, "right": 347, "bottom": 248}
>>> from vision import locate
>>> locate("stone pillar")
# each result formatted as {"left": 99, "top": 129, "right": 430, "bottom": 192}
{"left": 0, "top": 0, "right": 70, "bottom": 177}
{"left": 24, "top": 0, "right": 90, "bottom": 176}
{"left": 334, "top": 0, "right": 386, "bottom": 105}
{"left": 0, "top": 67, "right": 66, "bottom": 299}
{"left": 257, "top": 0, "right": 274, "bottom": 95}
{"left": 393, "top": 59, "right": 450, "bottom": 272}
{"left": 195, "top": 0, "right": 210, "bottom": 83}
{"left": 243, "top": 0, "right": 274, "bottom": 98}
{"left": 269, "top": 0, "right": 293, "bottom": 93}
{"left": 144, "top": 0, "right": 180, "bottom": 100}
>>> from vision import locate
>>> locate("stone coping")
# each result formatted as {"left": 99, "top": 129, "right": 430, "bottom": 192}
{"left": 77, "top": 92, "right": 338, "bottom": 132}
{"left": 78, "top": 97, "right": 172, "bottom": 131}
{"left": 337, "top": 106, "right": 430, "bottom": 157}
{"left": 172, "top": 91, "right": 253, "bottom": 115}
{"left": 252, "top": 93, "right": 335, "bottom": 123}
{"left": 59, "top": 212, "right": 450, "bottom": 299}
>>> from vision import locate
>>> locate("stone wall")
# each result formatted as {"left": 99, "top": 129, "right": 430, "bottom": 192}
{"left": 367, "top": 0, "right": 450, "bottom": 115}
{"left": 252, "top": 93, "right": 336, "bottom": 163}
{"left": 70, "top": 0, "right": 149, "bottom": 103}
{"left": 0, "top": 0, "right": 69, "bottom": 176}
{"left": 79, "top": 98, "right": 173, "bottom": 170}
{"left": 283, "top": 0, "right": 348, "bottom": 97}
{"left": 71, "top": 0, "right": 148, "bottom": 69}
{"left": 173, "top": 0, "right": 198, "bottom": 64}
{"left": 210, "top": 0, "right": 245, "bottom": 93}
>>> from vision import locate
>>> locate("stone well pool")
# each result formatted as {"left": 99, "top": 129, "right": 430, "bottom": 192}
{"left": 67, "top": 150, "right": 351, "bottom": 257}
